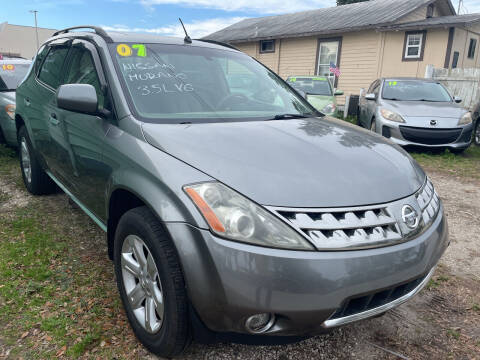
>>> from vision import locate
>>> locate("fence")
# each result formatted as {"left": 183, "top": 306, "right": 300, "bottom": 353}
{"left": 425, "top": 65, "right": 480, "bottom": 112}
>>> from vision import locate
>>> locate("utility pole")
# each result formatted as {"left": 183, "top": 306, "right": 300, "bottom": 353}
{"left": 29, "top": 10, "right": 39, "bottom": 50}
{"left": 457, "top": 0, "right": 462, "bottom": 14}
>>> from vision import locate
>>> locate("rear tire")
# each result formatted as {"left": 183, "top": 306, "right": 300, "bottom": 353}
{"left": 17, "top": 126, "right": 56, "bottom": 195}
{"left": 114, "top": 206, "right": 191, "bottom": 357}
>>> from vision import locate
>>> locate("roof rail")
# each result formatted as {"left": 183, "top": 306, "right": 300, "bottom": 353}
{"left": 52, "top": 26, "right": 113, "bottom": 43}
{"left": 195, "top": 39, "right": 239, "bottom": 51}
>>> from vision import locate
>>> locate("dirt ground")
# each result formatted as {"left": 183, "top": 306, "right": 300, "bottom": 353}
{"left": 0, "top": 152, "right": 479, "bottom": 359}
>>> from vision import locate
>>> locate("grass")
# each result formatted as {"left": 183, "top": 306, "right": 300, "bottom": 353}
{"left": 411, "top": 146, "right": 480, "bottom": 179}
{"left": 0, "top": 144, "right": 144, "bottom": 358}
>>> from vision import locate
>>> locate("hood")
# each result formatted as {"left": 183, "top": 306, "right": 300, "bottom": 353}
{"left": 142, "top": 117, "right": 425, "bottom": 208}
{"left": 305, "top": 95, "right": 334, "bottom": 112}
{"left": 384, "top": 100, "right": 466, "bottom": 118}
{"left": 0, "top": 91, "right": 15, "bottom": 103}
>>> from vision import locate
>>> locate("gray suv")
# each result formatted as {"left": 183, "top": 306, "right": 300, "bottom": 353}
{"left": 15, "top": 27, "right": 448, "bottom": 357}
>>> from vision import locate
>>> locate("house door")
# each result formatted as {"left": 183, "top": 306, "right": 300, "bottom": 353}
{"left": 316, "top": 40, "right": 340, "bottom": 87}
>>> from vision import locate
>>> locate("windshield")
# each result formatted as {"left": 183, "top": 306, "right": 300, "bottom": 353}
{"left": 0, "top": 63, "right": 30, "bottom": 91}
{"left": 287, "top": 77, "right": 333, "bottom": 96}
{"left": 110, "top": 43, "right": 316, "bottom": 123}
{"left": 382, "top": 80, "right": 452, "bottom": 102}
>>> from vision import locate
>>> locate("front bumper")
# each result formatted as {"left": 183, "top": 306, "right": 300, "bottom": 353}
{"left": 378, "top": 120, "right": 473, "bottom": 150}
{"left": 166, "top": 203, "right": 448, "bottom": 336}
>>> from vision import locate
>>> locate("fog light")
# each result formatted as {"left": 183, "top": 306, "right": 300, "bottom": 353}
{"left": 245, "top": 313, "right": 275, "bottom": 334}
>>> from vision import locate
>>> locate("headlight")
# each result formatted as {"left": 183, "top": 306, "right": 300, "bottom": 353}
{"left": 322, "top": 103, "right": 336, "bottom": 114}
{"left": 5, "top": 104, "right": 15, "bottom": 120}
{"left": 380, "top": 108, "right": 405, "bottom": 123}
{"left": 458, "top": 112, "right": 472, "bottom": 125}
{"left": 184, "top": 182, "right": 314, "bottom": 250}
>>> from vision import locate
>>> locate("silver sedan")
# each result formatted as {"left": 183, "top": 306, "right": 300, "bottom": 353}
{"left": 358, "top": 78, "right": 473, "bottom": 153}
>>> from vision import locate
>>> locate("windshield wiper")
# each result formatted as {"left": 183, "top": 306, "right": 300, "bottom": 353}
{"left": 383, "top": 97, "right": 402, "bottom": 101}
{"left": 268, "top": 113, "right": 310, "bottom": 120}
{"left": 0, "top": 89, "right": 15, "bottom": 92}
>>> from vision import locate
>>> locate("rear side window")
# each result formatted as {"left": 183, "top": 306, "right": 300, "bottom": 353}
{"left": 38, "top": 46, "right": 69, "bottom": 89}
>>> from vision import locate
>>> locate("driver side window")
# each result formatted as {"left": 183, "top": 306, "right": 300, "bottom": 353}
{"left": 64, "top": 46, "right": 108, "bottom": 110}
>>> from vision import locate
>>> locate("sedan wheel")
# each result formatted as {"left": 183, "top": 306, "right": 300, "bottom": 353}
{"left": 121, "top": 235, "right": 164, "bottom": 334}
{"left": 370, "top": 119, "right": 376, "bottom": 132}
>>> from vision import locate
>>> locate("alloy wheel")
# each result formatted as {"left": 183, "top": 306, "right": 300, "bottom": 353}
{"left": 121, "top": 235, "right": 164, "bottom": 334}
{"left": 20, "top": 138, "right": 32, "bottom": 184}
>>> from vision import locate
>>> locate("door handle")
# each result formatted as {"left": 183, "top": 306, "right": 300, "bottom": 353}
{"left": 49, "top": 113, "right": 59, "bottom": 125}
{"left": 24, "top": 98, "right": 30, "bottom": 106}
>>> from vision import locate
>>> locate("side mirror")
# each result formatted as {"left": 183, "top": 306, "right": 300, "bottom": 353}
{"left": 365, "top": 93, "right": 376, "bottom": 101}
{"left": 56, "top": 84, "right": 98, "bottom": 114}
{"left": 334, "top": 89, "right": 344, "bottom": 96}
{"left": 454, "top": 96, "right": 462, "bottom": 103}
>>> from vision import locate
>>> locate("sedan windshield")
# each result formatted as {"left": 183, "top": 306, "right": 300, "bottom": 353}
{"left": 0, "top": 63, "right": 30, "bottom": 91}
{"left": 382, "top": 80, "right": 452, "bottom": 102}
{"left": 287, "top": 77, "right": 333, "bottom": 96}
{"left": 110, "top": 43, "right": 316, "bottom": 123}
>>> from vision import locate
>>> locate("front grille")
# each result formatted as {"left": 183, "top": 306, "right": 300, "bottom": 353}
{"left": 329, "top": 273, "right": 427, "bottom": 319}
{"left": 274, "top": 206, "right": 402, "bottom": 250}
{"left": 416, "top": 178, "right": 440, "bottom": 225}
{"left": 268, "top": 177, "right": 440, "bottom": 251}
{"left": 399, "top": 126, "right": 462, "bottom": 145}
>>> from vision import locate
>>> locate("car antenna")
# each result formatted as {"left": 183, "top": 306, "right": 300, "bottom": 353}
{"left": 178, "top": 18, "right": 192, "bottom": 44}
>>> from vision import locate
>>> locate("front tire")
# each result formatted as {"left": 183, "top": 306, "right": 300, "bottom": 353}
{"left": 114, "top": 206, "right": 191, "bottom": 357}
{"left": 474, "top": 120, "right": 480, "bottom": 146}
{"left": 17, "top": 126, "right": 56, "bottom": 195}
{"left": 370, "top": 119, "right": 376, "bottom": 132}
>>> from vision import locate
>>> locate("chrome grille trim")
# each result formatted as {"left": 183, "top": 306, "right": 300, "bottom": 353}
{"left": 416, "top": 178, "right": 440, "bottom": 226}
{"left": 268, "top": 205, "right": 403, "bottom": 251}
{"left": 267, "top": 177, "right": 440, "bottom": 251}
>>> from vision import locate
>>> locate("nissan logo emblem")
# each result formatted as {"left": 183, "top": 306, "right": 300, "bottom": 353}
{"left": 402, "top": 205, "right": 419, "bottom": 229}
{"left": 430, "top": 119, "right": 437, "bottom": 126}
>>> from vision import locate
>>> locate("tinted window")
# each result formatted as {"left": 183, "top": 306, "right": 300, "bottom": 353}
{"left": 382, "top": 81, "right": 451, "bottom": 102}
{"left": 110, "top": 43, "right": 314, "bottom": 123}
{"left": 367, "top": 80, "right": 379, "bottom": 94}
{"left": 65, "top": 46, "right": 107, "bottom": 109}
{"left": 38, "top": 46, "right": 69, "bottom": 89}
{"left": 0, "top": 63, "right": 31, "bottom": 90}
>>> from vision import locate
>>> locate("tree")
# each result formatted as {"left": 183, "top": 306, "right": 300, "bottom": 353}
{"left": 336, "top": 0, "right": 369, "bottom": 5}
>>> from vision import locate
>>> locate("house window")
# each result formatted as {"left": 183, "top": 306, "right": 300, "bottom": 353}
{"left": 403, "top": 31, "right": 426, "bottom": 61}
{"left": 452, "top": 51, "right": 459, "bottom": 68}
{"left": 468, "top": 38, "right": 477, "bottom": 59}
{"left": 259, "top": 40, "right": 275, "bottom": 53}
{"left": 316, "top": 39, "right": 340, "bottom": 86}
{"left": 426, "top": 4, "right": 434, "bottom": 18}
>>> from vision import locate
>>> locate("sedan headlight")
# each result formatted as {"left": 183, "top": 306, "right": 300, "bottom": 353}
{"left": 184, "top": 182, "right": 314, "bottom": 250}
{"left": 458, "top": 112, "right": 472, "bottom": 125}
{"left": 322, "top": 103, "right": 336, "bottom": 114}
{"left": 5, "top": 104, "right": 15, "bottom": 120}
{"left": 380, "top": 108, "right": 405, "bottom": 123}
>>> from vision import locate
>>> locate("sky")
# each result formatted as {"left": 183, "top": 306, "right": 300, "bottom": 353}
{"left": 2, "top": 0, "right": 479, "bottom": 39}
